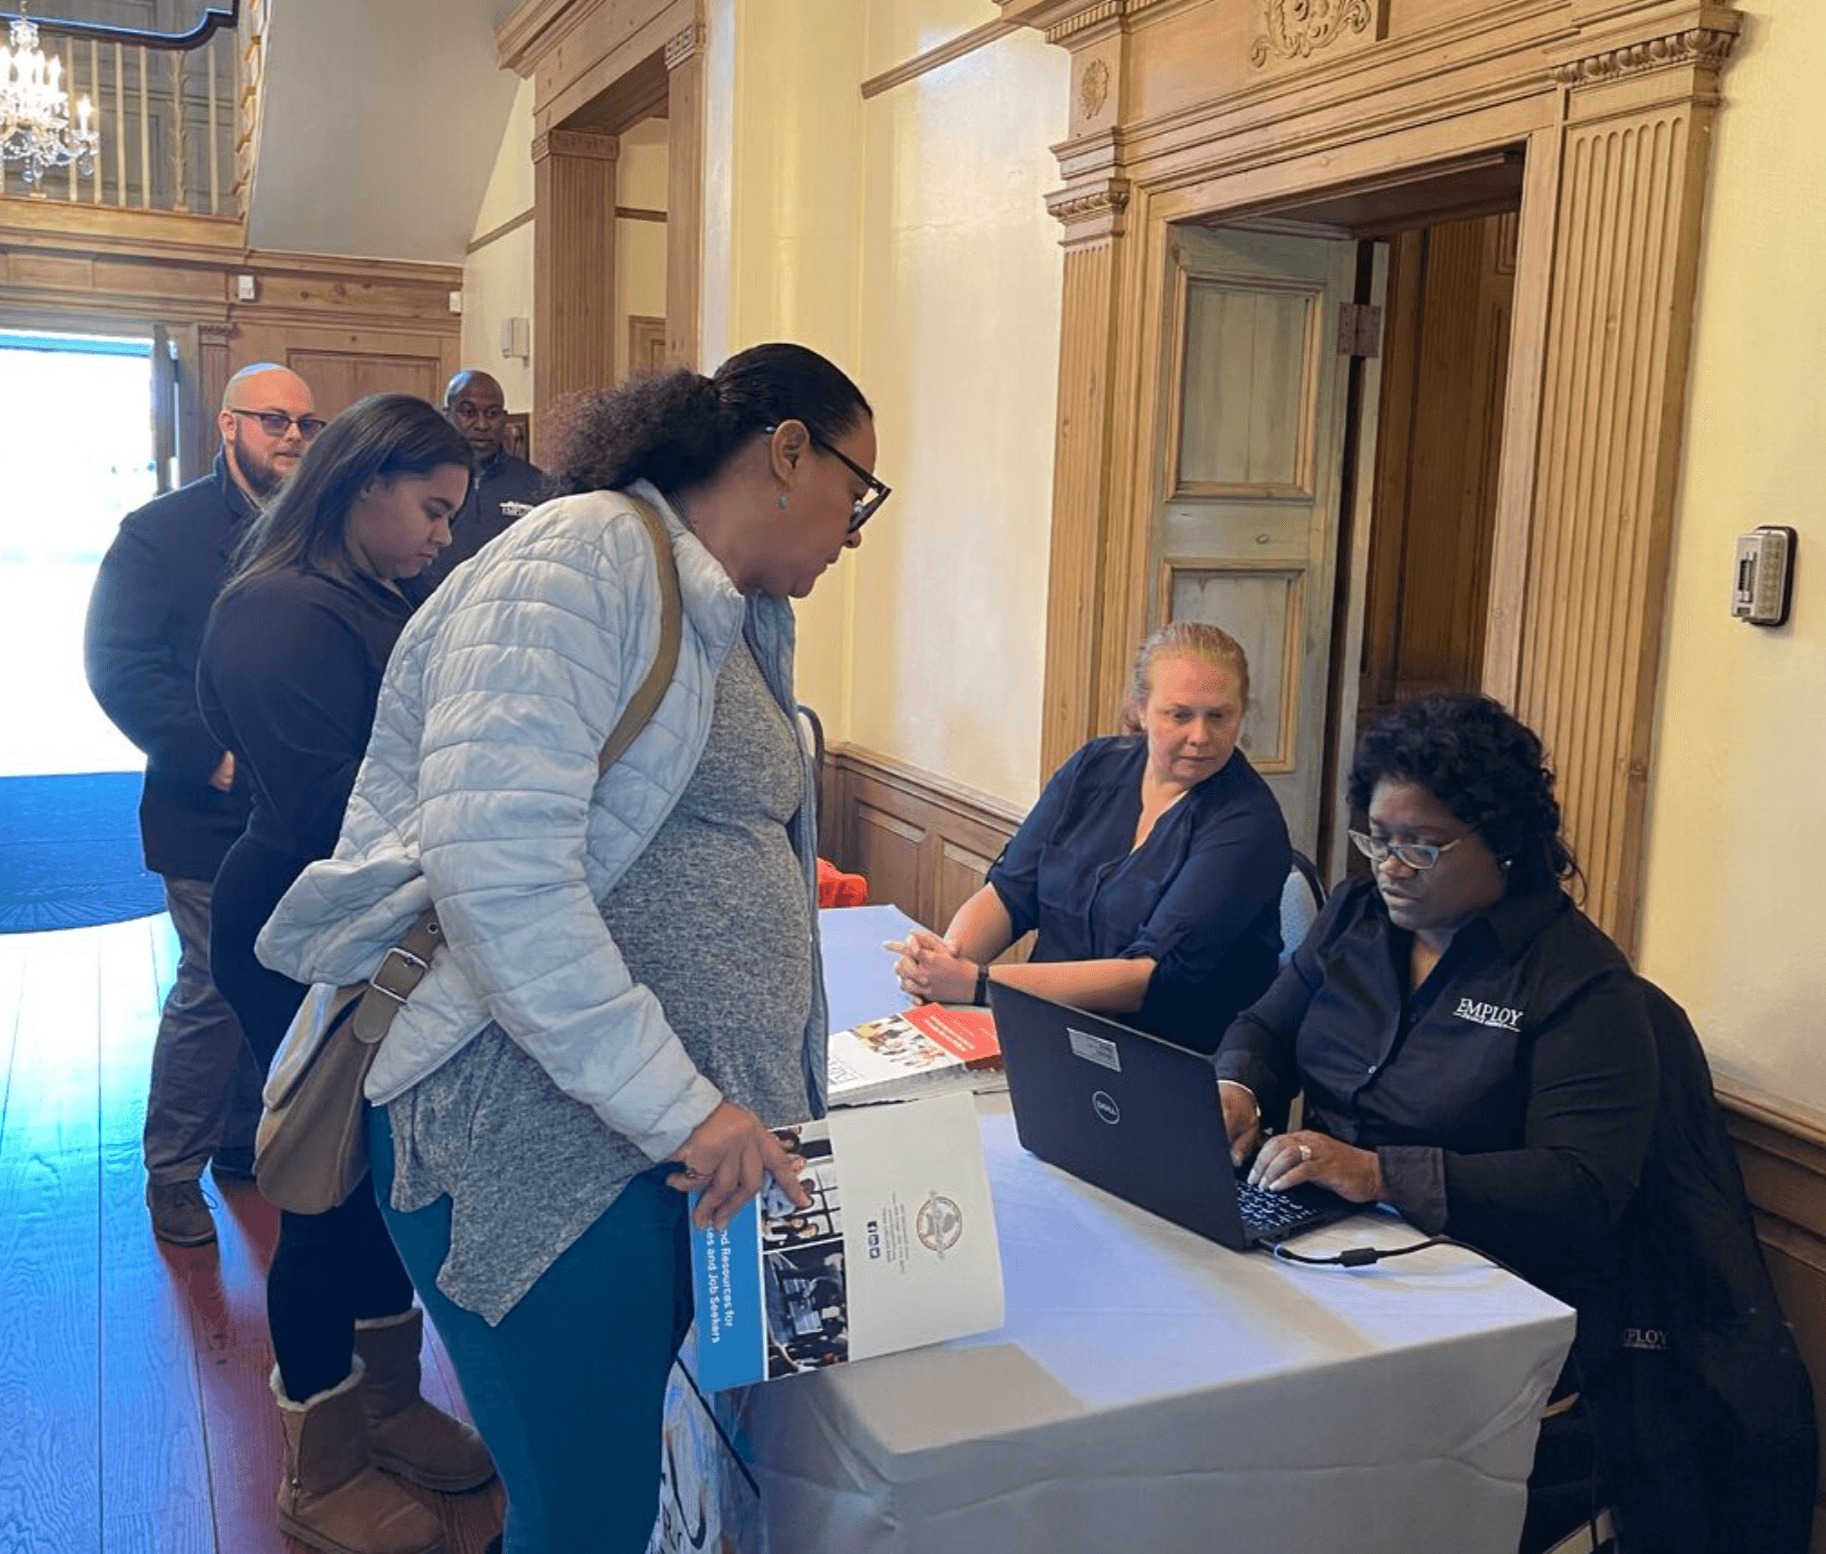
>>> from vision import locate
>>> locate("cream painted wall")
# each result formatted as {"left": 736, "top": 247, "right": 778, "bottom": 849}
{"left": 850, "top": 8, "right": 1065, "bottom": 805}
{"left": 461, "top": 77, "right": 536, "bottom": 414}
{"left": 709, "top": 1, "right": 1066, "bottom": 802}
{"left": 714, "top": 0, "right": 871, "bottom": 730}
{"left": 616, "top": 117, "right": 670, "bottom": 379}
{"left": 1638, "top": 1, "right": 1826, "bottom": 1117}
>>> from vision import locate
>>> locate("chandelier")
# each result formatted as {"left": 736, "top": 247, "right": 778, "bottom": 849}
{"left": 0, "top": 8, "right": 98, "bottom": 184}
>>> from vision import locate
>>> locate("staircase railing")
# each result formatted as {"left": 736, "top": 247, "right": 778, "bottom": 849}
{"left": 0, "top": 2, "right": 249, "bottom": 217}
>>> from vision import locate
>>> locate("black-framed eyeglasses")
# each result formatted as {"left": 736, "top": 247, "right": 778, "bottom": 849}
{"left": 764, "top": 424, "right": 892, "bottom": 533}
{"left": 1348, "top": 830, "right": 1467, "bottom": 871}
{"left": 228, "top": 407, "right": 328, "bottom": 441}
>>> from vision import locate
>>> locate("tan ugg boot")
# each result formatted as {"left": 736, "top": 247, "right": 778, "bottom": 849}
{"left": 273, "top": 1362, "right": 446, "bottom": 1554}
{"left": 353, "top": 1308, "right": 497, "bottom": 1493}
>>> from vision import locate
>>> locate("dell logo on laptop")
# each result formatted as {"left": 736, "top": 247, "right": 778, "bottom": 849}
{"left": 1092, "top": 1091, "right": 1121, "bottom": 1125}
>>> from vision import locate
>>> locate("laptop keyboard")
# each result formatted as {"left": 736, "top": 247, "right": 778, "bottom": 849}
{"left": 1236, "top": 1177, "right": 1326, "bottom": 1236}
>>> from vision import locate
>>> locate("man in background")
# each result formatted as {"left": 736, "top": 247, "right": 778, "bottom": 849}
{"left": 418, "top": 367, "right": 544, "bottom": 591}
{"left": 85, "top": 362, "right": 321, "bottom": 1246}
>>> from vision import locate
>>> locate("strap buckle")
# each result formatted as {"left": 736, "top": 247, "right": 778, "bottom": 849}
{"left": 368, "top": 944, "right": 430, "bottom": 1005}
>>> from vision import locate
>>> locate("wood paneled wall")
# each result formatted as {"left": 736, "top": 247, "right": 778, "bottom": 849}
{"left": 1722, "top": 1088, "right": 1826, "bottom": 1547}
{"left": 823, "top": 746, "right": 1024, "bottom": 940}
{"left": 0, "top": 198, "right": 462, "bottom": 482}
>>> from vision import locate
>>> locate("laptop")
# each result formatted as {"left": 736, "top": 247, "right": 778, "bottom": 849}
{"left": 989, "top": 982, "right": 1354, "bottom": 1251}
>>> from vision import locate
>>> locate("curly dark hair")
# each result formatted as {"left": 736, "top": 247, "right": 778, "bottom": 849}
{"left": 544, "top": 342, "right": 871, "bottom": 499}
{"left": 1347, "top": 692, "right": 1577, "bottom": 891}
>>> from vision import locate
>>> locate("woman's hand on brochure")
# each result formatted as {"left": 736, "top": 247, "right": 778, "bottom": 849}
{"left": 887, "top": 927, "right": 977, "bottom": 1004}
{"left": 668, "top": 1101, "right": 810, "bottom": 1231}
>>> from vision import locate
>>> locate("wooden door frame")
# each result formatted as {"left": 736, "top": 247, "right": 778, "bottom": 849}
{"left": 498, "top": 0, "right": 706, "bottom": 445}
{"left": 999, "top": 0, "right": 1741, "bottom": 952}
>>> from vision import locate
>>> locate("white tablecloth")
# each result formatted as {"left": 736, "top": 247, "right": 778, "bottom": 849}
{"left": 735, "top": 907, "right": 1578, "bottom": 1554}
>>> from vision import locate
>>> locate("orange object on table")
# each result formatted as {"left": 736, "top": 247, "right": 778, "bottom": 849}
{"left": 817, "top": 857, "right": 868, "bottom": 907}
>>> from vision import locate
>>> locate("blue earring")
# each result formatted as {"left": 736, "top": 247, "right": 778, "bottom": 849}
{"left": 778, "top": 494, "right": 789, "bottom": 511}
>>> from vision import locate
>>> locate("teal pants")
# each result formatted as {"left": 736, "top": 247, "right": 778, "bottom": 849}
{"left": 369, "top": 1105, "right": 692, "bottom": 1554}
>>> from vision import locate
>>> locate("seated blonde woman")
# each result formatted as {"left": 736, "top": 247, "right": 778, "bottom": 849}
{"left": 892, "top": 622, "right": 1291, "bottom": 1054}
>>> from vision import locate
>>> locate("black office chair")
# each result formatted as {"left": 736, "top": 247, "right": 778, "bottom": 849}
{"left": 795, "top": 702, "right": 826, "bottom": 832}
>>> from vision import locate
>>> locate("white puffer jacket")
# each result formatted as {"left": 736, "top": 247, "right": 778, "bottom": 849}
{"left": 255, "top": 481, "right": 828, "bottom": 1164}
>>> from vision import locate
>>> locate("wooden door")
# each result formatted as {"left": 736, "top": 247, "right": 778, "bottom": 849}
{"left": 1155, "top": 225, "right": 1361, "bottom": 853}
{"left": 283, "top": 350, "right": 443, "bottom": 420}
{"left": 1359, "top": 214, "right": 1514, "bottom": 731}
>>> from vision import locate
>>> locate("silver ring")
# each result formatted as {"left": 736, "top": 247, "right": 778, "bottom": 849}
{"left": 1297, "top": 1142, "right": 1313, "bottom": 1163}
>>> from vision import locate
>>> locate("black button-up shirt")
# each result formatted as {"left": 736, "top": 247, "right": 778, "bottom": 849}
{"left": 1214, "top": 877, "right": 1657, "bottom": 1305}
{"left": 988, "top": 736, "right": 1290, "bottom": 1053}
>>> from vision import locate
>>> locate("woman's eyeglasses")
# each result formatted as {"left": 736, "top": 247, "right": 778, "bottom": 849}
{"left": 1348, "top": 831, "right": 1467, "bottom": 871}
{"left": 764, "top": 424, "right": 892, "bottom": 533}
{"left": 227, "top": 407, "right": 328, "bottom": 441}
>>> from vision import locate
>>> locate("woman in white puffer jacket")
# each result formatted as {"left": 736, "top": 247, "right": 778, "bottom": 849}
{"left": 258, "top": 343, "right": 889, "bottom": 1554}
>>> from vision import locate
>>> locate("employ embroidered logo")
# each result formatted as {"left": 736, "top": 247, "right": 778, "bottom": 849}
{"left": 1453, "top": 997, "right": 1523, "bottom": 1032}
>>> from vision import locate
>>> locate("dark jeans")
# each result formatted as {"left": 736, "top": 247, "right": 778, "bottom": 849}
{"left": 371, "top": 1105, "right": 693, "bottom": 1554}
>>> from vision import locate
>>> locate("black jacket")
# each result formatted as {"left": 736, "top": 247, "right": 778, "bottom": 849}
{"left": 1592, "top": 981, "right": 1818, "bottom": 1553}
{"left": 416, "top": 450, "right": 545, "bottom": 592}
{"left": 198, "top": 566, "right": 413, "bottom": 869}
{"left": 84, "top": 453, "right": 255, "bottom": 880}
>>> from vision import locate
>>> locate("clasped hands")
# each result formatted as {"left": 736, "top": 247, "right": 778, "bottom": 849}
{"left": 885, "top": 926, "right": 978, "bottom": 1005}
{"left": 1217, "top": 1080, "right": 1385, "bottom": 1203}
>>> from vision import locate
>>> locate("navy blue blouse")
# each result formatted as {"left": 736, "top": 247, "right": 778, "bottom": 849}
{"left": 986, "top": 736, "right": 1291, "bottom": 1053}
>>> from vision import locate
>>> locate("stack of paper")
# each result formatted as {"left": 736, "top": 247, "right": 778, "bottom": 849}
{"left": 826, "top": 1003, "right": 1002, "bottom": 1107}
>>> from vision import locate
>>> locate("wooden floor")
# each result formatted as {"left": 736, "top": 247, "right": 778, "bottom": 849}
{"left": 0, "top": 915, "right": 505, "bottom": 1554}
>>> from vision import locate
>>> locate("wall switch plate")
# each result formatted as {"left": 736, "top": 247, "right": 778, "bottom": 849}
{"left": 234, "top": 273, "right": 257, "bottom": 302}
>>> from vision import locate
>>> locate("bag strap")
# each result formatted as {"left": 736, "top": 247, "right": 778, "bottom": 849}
{"left": 351, "top": 906, "right": 444, "bottom": 1043}
{"left": 598, "top": 495, "right": 682, "bottom": 775}
{"left": 350, "top": 494, "right": 684, "bottom": 1045}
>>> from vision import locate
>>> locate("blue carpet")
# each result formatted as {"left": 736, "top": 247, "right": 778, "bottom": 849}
{"left": 0, "top": 770, "right": 165, "bottom": 933}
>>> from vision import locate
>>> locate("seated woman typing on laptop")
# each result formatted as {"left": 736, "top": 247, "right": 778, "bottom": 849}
{"left": 891, "top": 622, "right": 1291, "bottom": 1054}
{"left": 1212, "top": 692, "right": 1657, "bottom": 1352}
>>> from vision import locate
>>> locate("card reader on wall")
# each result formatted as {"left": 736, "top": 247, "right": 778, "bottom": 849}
{"left": 1732, "top": 526, "right": 1796, "bottom": 626}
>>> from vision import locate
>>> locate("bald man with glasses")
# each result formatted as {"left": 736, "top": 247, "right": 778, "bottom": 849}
{"left": 85, "top": 362, "right": 319, "bottom": 1246}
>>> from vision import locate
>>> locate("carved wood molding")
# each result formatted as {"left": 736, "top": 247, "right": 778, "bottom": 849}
{"left": 1549, "top": 24, "right": 1738, "bottom": 85}
{"left": 531, "top": 128, "right": 621, "bottom": 164}
{"left": 663, "top": 21, "right": 702, "bottom": 70}
{"left": 1046, "top": 175, "right": 1132, "bottom": 239}
{"left": 1249, "top": 0, "right": 1373, "bottom": 69}
{"left": 1037, "top": 0, "right": 1181, "bottom": 45}
{"left": 497, "top": 0, "right": 589, "bottom": 74}
{"left": 1044, "top": 0, "right": 1122, "bottom": 44}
